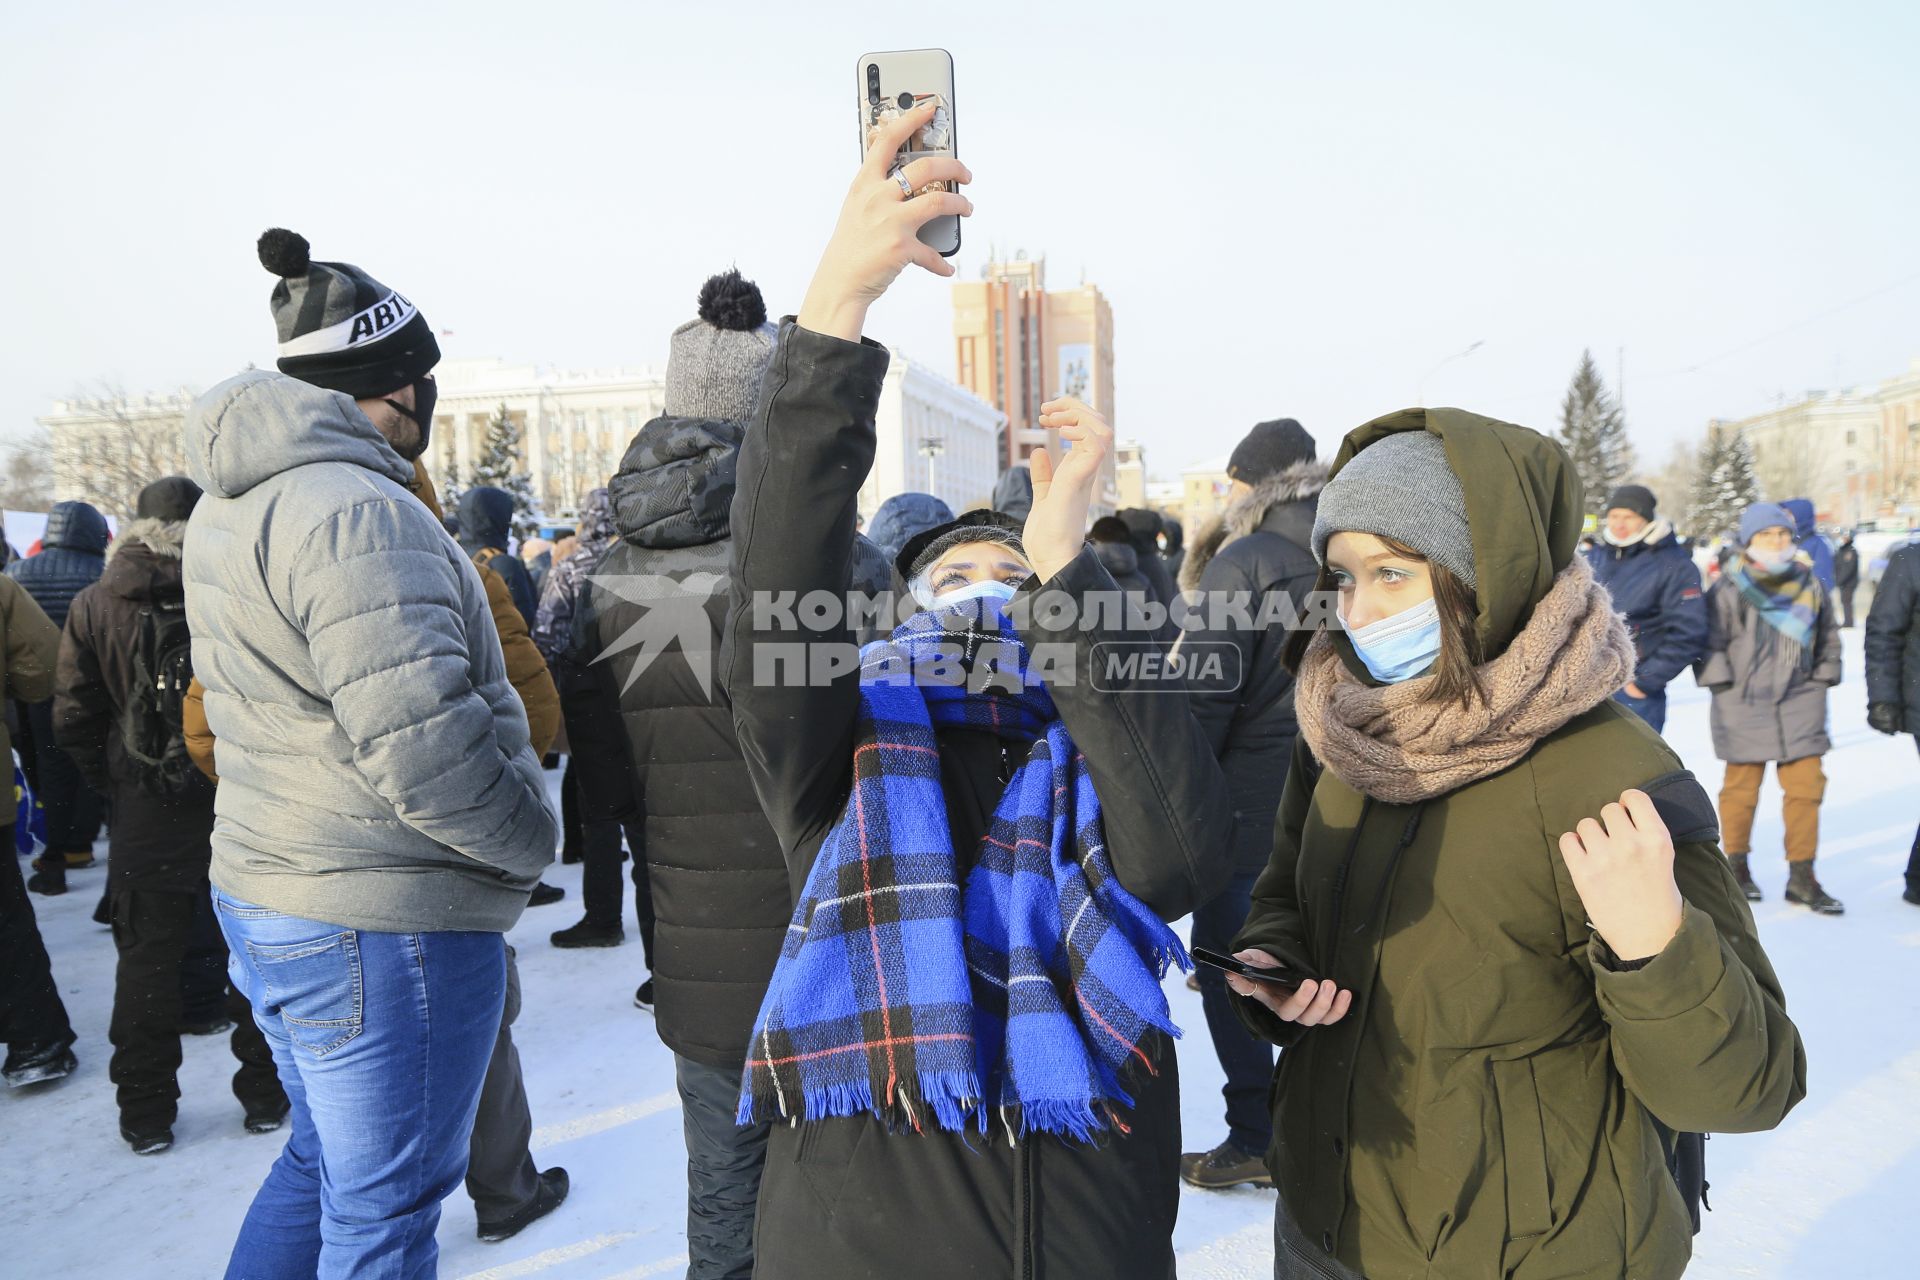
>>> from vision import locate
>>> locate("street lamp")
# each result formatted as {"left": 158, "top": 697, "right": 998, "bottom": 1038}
{"left": 1417, "top": 340, "right": 1485, "bottom": 406}
{"left": 919, "top": 437, "right": 946, "bottom": 503}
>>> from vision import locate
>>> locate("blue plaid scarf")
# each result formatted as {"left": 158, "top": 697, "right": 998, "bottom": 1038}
{"left": 738, "top": 603, "right": 1188, "bottom": 1141}
{"left": 1730, "top": 552, "right": 1821, "bottom": 663}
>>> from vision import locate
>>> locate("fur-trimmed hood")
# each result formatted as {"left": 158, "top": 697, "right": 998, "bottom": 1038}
{"left": 105, "top": 517, "right": 184, "bottom": 563}
{"left": 99, "top": 517, "right": 188, "bottom": 603}
{"left": 1179, "top": 460, "right": 1329, "bottom": 591}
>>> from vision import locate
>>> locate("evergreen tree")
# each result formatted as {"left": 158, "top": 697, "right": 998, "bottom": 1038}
{"left": 1556, "top": 350, "right": 1635, "bottom": 520}
{"left": 1687, "top": 425, "right": 1760, "bottom": 545}
{"left": 467, "top": 402, "right": 542, "bottom": 542}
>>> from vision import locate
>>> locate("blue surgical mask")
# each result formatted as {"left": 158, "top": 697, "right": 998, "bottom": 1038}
{"left": 931, "top": 578, "right": 1020, "bottom": 614}
{"left": 1343, "top": 597, "right": 1442, "bottom": 683}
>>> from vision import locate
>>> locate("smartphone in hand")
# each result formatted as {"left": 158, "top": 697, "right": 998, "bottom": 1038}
{"left": 857, "top": 48, "right": 960, "bottom": 257}
{"left": 1190, "top": 947, "right": 1309, "bottom": 994}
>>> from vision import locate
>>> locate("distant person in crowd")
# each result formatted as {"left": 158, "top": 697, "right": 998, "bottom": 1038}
{"left": 568, "top": 268, "right": 785, "bottom": 1277}
{"left": 1088, "top": 514, "right": 1157, "bottom": 598}
{"left": 184, "top": 450, "right": 571, "bottom": 1241}
{"left": 458, "top": 486, "right": 538, "bottom": 626}
{"left": 537, "top": 486, "right": 654, "bottom": 968}
{"left": 52, "top": 476, "right": 288, "bottom": 1155}
{"left": 1833, "top": 532, "right": 1860, "bottom": 628}
{"left": 1161, "top": 513, "right": 1186, "bottom": 583}
{"left": 1234, "top": 412, "right": 1804, "bottom": 1279}
{"left": 991, "top": 461, "right": 1033, "bottom": 521}
{"left": 1862, "top": 538, "right": 1920, "bottom": 906}
{"left": 1119, "top": 506, "right": 1176, "bottom": 604}
{"left": 1171, "top": 414, "right": 1324, "bottom": 1190}
{"left": 183, "top": 228, "right": 557, "bottom": 1275}
{"left": 865, "top": 490, "right": 953, "bottom": 566}
{"left": 7, "top": 499, "right": 109, "bottom": 890}
{"left": 726, "top": 111, "right": 1234, "bottom": 1276}
{"left": 1587, "top": 483, "right": 1709, "bottom": 733}
{"left": 0, "top": 570, "right": 73, "bottom": 1089}
{"left": 520, "top": 535, "right": 555, "bottom": 599}
{"left": 1697, "top": 501, "right": 1844, "bottom": 913}
{"left": 1780, "top": 497, "right": 1835, "bottom": 593}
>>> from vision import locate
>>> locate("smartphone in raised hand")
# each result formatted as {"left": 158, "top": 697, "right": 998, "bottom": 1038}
{"left": 1190, "top": 947, "right": 1309, "bottom": 994}
{"left": 856, "top": 48, "right": 960, "bottom": 257}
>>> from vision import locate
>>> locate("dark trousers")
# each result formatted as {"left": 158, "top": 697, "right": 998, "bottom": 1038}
{"left": 23, "top": 699, "right": 104, "bottom": 852}
{"left": 1840, "top": 585, "right": 1857, "bottom": 628}
{"left": 109, "top": 886, "right": 284, "bottom": 1129}
{"left": 0, "top": 827, "right": 75, "bottom": 1052}
{"left": 466, "top": 946, "right": 541, "bottom": 1221}
{"left": 582, "top": 819, "right": 655, "bottom": 968}
{"left": 1615, "top": 686, "right": 1668, "bottom": 734}
{"left": 560, "top": 759, "right": 584, "bottom": 862}
{"left": 1190, "top": 868, "right": 1276, "bottom": 1155}
{"left": 676, "top": 1053, "right": 770, "bottom": 1280}
{"left": 181, "top": 888, "right": 235, "bottom": 1024}
{"left": 1908, "top": 741, "right": 1920, "bottom": 895}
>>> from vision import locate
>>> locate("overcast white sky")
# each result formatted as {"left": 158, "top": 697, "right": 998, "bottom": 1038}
{"left": 3, "top": 0, "right": 1916, "bottom": 488}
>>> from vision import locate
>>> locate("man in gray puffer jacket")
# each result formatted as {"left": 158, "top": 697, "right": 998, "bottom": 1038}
{"left": 184, "top": 229, "right": 557, "bottom": 1277}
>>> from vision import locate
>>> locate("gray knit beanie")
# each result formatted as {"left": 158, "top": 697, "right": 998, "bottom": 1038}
{"left": 665, "top": 270, "right": 778, "bottom": 422}
{"left": 1311, "top": 430, "right": 1476, "bottom": 590}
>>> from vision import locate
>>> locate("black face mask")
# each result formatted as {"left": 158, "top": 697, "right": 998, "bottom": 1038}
{"left": 382, "top": 376, "right": 437, "bottom": 456}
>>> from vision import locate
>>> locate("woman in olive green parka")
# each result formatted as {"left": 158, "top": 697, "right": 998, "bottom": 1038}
{"left": 1230, "top": 408, "right": 1805, "bottom": 1280}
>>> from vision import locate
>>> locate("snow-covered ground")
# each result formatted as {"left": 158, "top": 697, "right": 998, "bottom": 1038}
{"left": 4, "top": 629, "right": 1915, "bottom": 1278}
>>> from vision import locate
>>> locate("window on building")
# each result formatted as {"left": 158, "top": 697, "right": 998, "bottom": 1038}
{"left": 1847, "top": 430, "right": 1856, "bottom": 445}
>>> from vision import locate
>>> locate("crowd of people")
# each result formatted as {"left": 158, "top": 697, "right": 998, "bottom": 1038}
{"left": 0, "top": 101, "right": 1914, "bottom": 1279}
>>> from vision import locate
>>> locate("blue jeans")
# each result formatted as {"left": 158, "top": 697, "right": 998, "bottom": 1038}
{"left": 1614, "top": 687, "right": 1667, "bottom": 733}
{"left": 1190, "top": 868, "right": 1275, "bottom": 1155}
{"left": 213, "top": 890, "right": 506, "bottom": 1280}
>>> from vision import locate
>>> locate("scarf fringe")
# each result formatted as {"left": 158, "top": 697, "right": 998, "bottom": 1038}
{"left": 740, "top": 1070, "right": 1166, "bottom": 1143}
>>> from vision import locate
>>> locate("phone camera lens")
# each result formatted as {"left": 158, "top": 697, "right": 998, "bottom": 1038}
{"left": 897, "top": 91, "right": 914, "bottom": 110}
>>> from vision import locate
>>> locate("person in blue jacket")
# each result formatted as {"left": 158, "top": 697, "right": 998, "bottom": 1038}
{"left": 1587, "top": 484, "right": 1708, "bottom": 732}
{"left": 1780, "top": 497, "right": 1836, "bottom": 593}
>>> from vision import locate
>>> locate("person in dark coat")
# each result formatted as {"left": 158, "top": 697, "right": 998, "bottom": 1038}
{"left": 1168, "top": 415, "right": 1325, "bottom": 1189}
{"left": 724, "top": 119, "right": 1232, "bottom": 1278}
{"left": 1586, "top": 483, "right": 1709, "bottom": 733}
{"left": 52, "top": 477, "right": 288, "bottom": 1152}
{"left": 1119, "top": 506, "right": 1176, "bottom": 605}
{"left": 1161, "top": 514, "right": 1185, "bottom": 583}
{"left": 1697, "top": 501, "right": 1844, "bottom": 913}
{"left": 8, "top": 499, "right": 109, "bottom": 884}
{"left": 565, "top": 269, "right": 783, "bottom": 1278}
{"left": 991, "top": 462, "right": 1033, "bottom": 521}
{"left": 1779, "top": 497, "right": 1835, "bottom": 593}
{"left": 865, "top": 490, "right": 953, "bottom": 566}
{"left": 1862, "top": 540, "right": 1920, "bottom": 905}
{"left": 1833, "top": 532, "right": 1860, "bottom": 628}
{"left": 457, "top": 486, "right": 538, "bottom": 626}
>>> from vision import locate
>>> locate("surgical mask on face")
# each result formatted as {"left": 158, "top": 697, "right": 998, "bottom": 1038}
{"left": 1748, "top": 546, "right": 1796, "bottom": 573}
{"left": 1342, "top": 596, "right": 1442, "bottom": 683}
{"left": 931, "top": 578, "right": 1019, "bottom": 615}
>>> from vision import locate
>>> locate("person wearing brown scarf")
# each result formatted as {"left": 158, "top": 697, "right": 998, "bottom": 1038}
{"left": 1223, "top": 409, "right": 1806, "bottom": 1280}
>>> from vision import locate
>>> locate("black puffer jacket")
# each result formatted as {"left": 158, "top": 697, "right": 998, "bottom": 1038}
{"left": 53, "top": 519, "right": 217, "bottom": 890}
{"left": 566, "top": 415, "right": 787, "bottom": 1070}
{"left": 7, "top": 501, "right": 109, "bottom": 630}
{"left": 725, "top": 323, "right": 1234, "bottom": 1280}
{"left": 1120, "top": 507, "right": 1176, "bottom": 605}
{"left": 456, "top": 486, "right": 537, "bottom": 626}
{"left": 1865, "top": 542, "right": 1920, "bottom": 730}
{"left": 1177, "top": 462, "right": 1328, "bottom": 873}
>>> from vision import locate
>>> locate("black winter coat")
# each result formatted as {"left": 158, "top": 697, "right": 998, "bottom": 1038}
{"left": 7, "top": 501, "right": 109, "bottom": 630}
{"left": 52, "top": 519, "right": 216, "bottom": 891}
{"left": 1176, "top": 463, "right": 1327, "bottom": 874}
{"left": 1834, "top": 542, "right": 1860, "bottom": 590}
{"left": 456, "top": 487, "right": 538, "bottom": 626}
{"left": 565, "top": 416, "right": 789, "bottom": 1070}
{"left": 1587, "top": 523, "right": 1709, "bottom": 696}
{"left": 724, "top": 323, "right": 1234, "bottom": 1280}
{"left": 1866, "top": 543, "right": 1920, "bottom": 730}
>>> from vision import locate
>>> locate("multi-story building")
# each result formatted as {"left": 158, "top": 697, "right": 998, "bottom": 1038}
{"left": 1179, "top": 453, "right": 1234, "bottom": 533}
{"left": 858, "top": 350, "right": 1004, "bottom": 524}
{"left": 42, "top": 390, "right": 193, "bottom": 515}
{"left": 1114, "top": 439, "right": 1147, "bottom": 511}
{"left": 951, "top": 253, "right": 1118, "bottom": 511}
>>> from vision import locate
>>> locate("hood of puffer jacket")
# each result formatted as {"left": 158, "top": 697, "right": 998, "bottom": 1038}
{"left": 1161, "top": 515, "right": 1184, "bottom": 556}
{"left": 1327, "top": 407, "right": 1583, "bottom": 662}
{"left": 1780, "top": 498, "right": 1817, "bottom": 541}
{"left": 1093, "top": 537, "right": 1141, "bottom": 580}
{"left": 1179, "top": 460, "right": 1329, "bottom": 591}
{"left": 41, "top": 501, "right": 110, "bottom": 554}
{"left": 610, "top": 415, "right": 741, "bottom": 550}
{"left": 575, "top": 486, "right": 617, "bottom": 552}
{"left": 867, "top": 492, "right": 955, "bottom": 562}
{"left": 456, "top": 486, "right": 517, "bottom": 554}
{"left": 99, "top": 518, "right": 185, "bottom": 601}
{"left": 991, "top": 465, "right": 1033, "bottom": 521}
{"left": 184, "top": 370, "right": 413, "bottom": 501}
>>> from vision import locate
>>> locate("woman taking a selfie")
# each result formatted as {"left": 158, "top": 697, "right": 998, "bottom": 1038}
{"left": 723, "top": 103, "right": 1233, "bottom": 1279}
{"left": 1228, "top": 417, "right": 1806, "bottom": 1279}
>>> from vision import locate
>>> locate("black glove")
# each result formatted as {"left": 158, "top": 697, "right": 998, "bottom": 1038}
{"left": 1868, "top": 702, "right": 1904, "bottom": 736}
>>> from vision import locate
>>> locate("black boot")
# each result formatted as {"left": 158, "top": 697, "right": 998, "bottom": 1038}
{"left": 528, "top": 881, "right": 566, "bottom": 907}
{"left": 477, "top": 1167, "right": 570, "bottom": 1242}
{"left": 1728, "top": 854, "right": 1762, "bottom": 902}
{"left": 244, "top": 1099, "right": 292, "bottom": 1135}
{"left": 1179, "top": 1139, "right": 1273, "bottom": 1189}
{"left": 120, "top": 1123, "right": 174, "bottom": 1156}
{"left": 1785, "top": 862, "right": 1843, "bottom": 915}
{"left": 3, "top": 1038, "right": 78, "bottom": 1088}
{"left": 25, "top": 868, "right": 66, "bottom": 896}
{"left": 550, "top": 918, "right": 624, "bottom": 949}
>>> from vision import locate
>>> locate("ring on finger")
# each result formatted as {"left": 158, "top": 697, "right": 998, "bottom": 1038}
{"left": 890, "top": 167, "right": 915, "bottom": 199}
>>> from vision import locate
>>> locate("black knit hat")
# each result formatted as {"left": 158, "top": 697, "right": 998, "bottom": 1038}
{"left": 1604, "top": 483, "right": 1657, "bottom": 522}
{"left": 896, "top": 508, "right": 1026, "bottom": 584}
{"left": 258, "top": 228, "right": 440, "bottom": 399}
{"left": 135, "top": 475, "right": 203, "bottom": 522}
{"left": 1227, "top": 418, "right": 1316, "bottom": 485}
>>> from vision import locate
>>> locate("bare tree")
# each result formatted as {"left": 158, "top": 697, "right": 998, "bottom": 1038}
{"left": 47, "top": 382, "right": 192, "bottom": 517}
{"left": 1748, "top": 420, "right": 1836, "bottom": 506}
{"left": 0, "top": 429, "right": 55, "bottom": 511}
{"left": 1639, "top": 436, "right": 1700, "bottom": 531}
